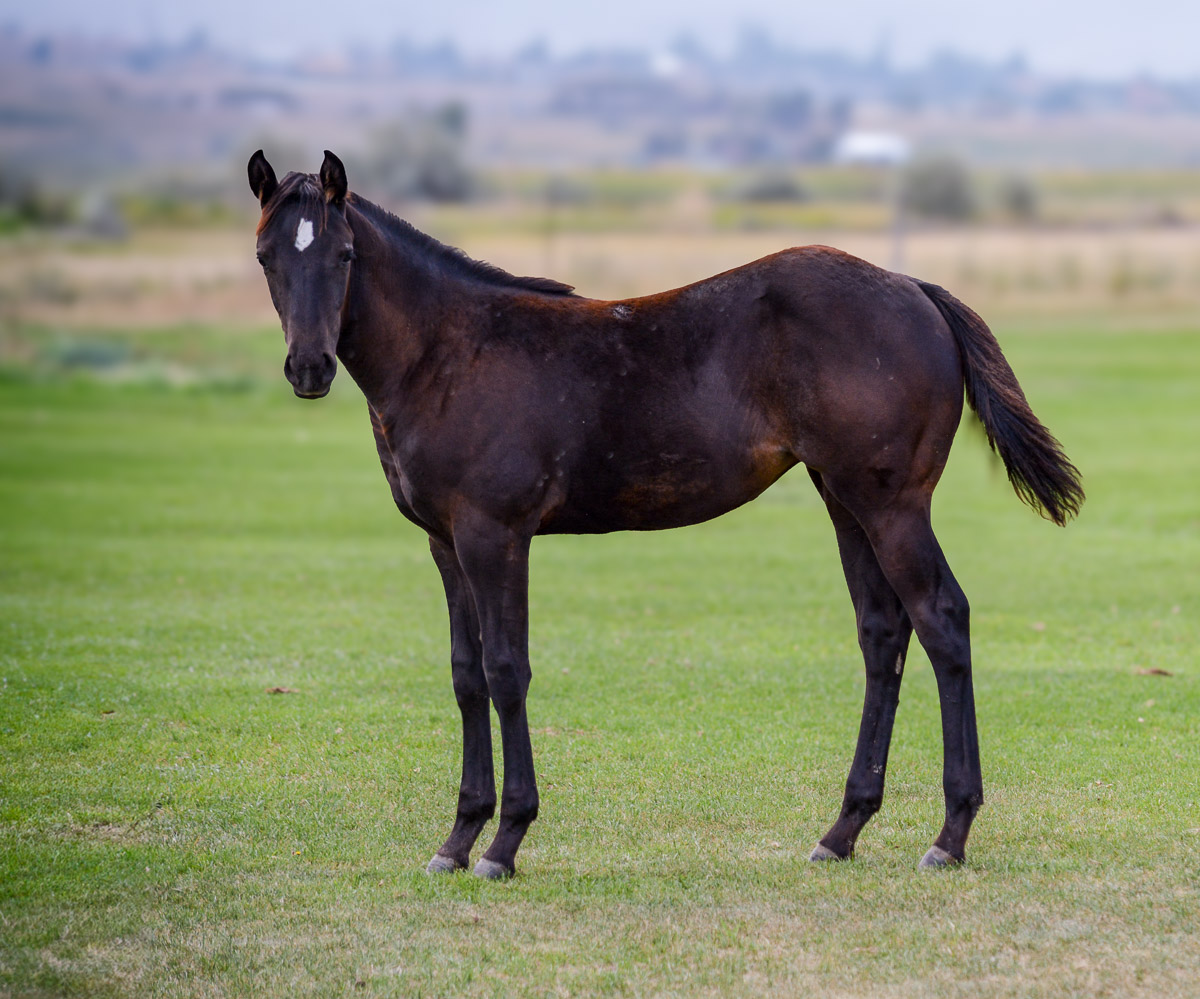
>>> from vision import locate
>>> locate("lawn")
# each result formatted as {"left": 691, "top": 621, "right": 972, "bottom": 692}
{"left": 1, "top": 320, "right": 1198, "bottom": 997}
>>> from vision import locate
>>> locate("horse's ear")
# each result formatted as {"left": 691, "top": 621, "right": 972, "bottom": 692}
{"left": 320, "top": 150, "right": 348, "bottom": 207}
{"left": 247, "top": 149, "right": 277, "bottom": 207}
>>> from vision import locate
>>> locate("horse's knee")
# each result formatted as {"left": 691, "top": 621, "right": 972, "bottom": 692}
{"left": 483, "top": 659, "right": 531, "bottom": 716}
{"left": 451, "top": 653, "right": 488, "bottom": 710}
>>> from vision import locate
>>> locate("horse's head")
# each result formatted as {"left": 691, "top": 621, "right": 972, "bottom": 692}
{"left": 248, "top": 149, "right": 355, "bottom": 399}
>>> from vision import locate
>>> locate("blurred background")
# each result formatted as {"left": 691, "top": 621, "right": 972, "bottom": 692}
{"left": 5, "top": 10, "right": 1200, "bottom": 992}
{"left": 1, "top": 0, "right": 1199, "bottom": 378}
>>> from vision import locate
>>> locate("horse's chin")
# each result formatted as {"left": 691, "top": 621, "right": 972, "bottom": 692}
{"left": 292, "top": 385, "right": 331, "bottom": 400}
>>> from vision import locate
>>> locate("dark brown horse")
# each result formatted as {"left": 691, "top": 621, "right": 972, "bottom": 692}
{"left": 248, "top": 150, "right": 1082, "bottom": 878}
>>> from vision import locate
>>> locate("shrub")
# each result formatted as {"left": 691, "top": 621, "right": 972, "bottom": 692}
{"left": 901, "top": 155, "right": 975, "bottom": 220}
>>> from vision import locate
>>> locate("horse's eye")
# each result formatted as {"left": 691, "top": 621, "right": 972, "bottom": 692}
{"left": 339, "top": 248, "right": 356, "bottom": 265}
{"left": 256, "top": 252, "right": 270, "bottom": 271}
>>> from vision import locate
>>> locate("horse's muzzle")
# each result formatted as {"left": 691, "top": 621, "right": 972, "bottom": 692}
{"left": 284, "top": 352, "right": 336, "bottom": 399}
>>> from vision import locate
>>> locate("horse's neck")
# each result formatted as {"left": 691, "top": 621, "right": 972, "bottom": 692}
{"left": 338, "top": 206, "right": 468, "bottom": 415}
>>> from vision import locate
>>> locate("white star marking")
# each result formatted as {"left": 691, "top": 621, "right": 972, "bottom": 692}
{"left": 295, "top": 218, "right": 314, "bottom": 252}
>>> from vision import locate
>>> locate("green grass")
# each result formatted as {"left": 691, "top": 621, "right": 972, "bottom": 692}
{"left": 1, "top": 321, "right": 1198, "bottom": 997}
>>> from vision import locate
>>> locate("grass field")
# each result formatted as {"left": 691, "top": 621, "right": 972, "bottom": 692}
{"left": 1, "top": 316, "right": 1198, "bottom": 997}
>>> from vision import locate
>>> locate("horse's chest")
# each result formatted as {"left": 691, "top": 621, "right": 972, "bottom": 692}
{"left": 370, "top": 418, "right": 445, "bottom": 535}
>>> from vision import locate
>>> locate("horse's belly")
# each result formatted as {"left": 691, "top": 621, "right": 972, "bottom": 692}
{"left": 543, "top": 443, "right": 796, "bottom": 535}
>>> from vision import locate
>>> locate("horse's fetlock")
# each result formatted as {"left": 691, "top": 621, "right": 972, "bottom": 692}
{"left": 458, "top": 789, "right": 496, "bottom": 822}
{"left": 945, "top": 789, "right": 983, "bottom": 823}
{"left": 504, "top": 800, "right": 538, "bottom": 828}
{"left": 845, "top": 789, "right": 883, "bottom": 819}
{"left": 497, "top": 784, "right": 539, "bottom": 828}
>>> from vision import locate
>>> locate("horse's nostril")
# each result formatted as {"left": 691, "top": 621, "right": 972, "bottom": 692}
{"left": 283, "top": 351, "right": 335, "bottom": 398}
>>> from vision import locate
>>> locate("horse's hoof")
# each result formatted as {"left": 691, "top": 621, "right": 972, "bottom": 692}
{"left": 425, "top": 853, "right": 462, "bottom": 874}
{"left": 809, "top": 843, "right": 847, "bottom": 862}
{"left": 472, "top": 858, "right": 514, "bottom": 880}
{"left": 918, "top": 845, "right": 962, "bottom": 869}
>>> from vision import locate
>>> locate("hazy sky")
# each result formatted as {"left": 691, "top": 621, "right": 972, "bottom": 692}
{"left": 4, "top": 0, "right": 1198, "bottom": 79}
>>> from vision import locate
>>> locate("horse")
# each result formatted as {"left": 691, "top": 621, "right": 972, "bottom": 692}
{"left": 247, "top": 149, "right": 1083, "bottom": 879}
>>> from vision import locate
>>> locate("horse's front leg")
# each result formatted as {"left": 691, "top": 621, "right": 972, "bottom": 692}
{"left": 426, "top": 536, "right": 496, "bottom": 873}
{"left": 453, "top": 513, "right": 538, "bottom": 879}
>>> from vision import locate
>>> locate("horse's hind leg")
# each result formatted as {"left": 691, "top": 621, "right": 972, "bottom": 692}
{"left": 833, "top": 484, "right": 983, "bottom": 868}
{"left": 426, "top": 537, "right": 496, "bottom": 873}
{"left": 808, "top": 470, "right": 913, "bottom": 861}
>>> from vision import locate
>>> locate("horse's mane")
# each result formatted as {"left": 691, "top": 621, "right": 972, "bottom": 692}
{"left": 348, "top": 193, "right": 576, "bottom": 297}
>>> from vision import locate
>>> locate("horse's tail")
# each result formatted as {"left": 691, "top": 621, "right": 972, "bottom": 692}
{"left": 917, "top": 280, "right": 1084, "bottom": 526}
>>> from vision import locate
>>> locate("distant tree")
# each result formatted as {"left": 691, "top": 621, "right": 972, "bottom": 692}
{"left": 997, "top": 173, "right": 1038, "bottom": 222}
{"left": 0, "top": 161, "right": 71, "bottom": 228}
{"left": 901, "top": 155, "right": 975, "bottom": 221}
{"left": 361, "top": 122, "right": 420, "bottom": 201}
{"left": 415, "top": 132, "right": 472, "bottom": 202}
{"left": 434, "top": 101, "right": 468, "bottom": 140}
{"left": 363, "top": 103, "right": 473, "bottom": 203}
{"left": 731, "top": 170, "right": 809, "bottom": 203}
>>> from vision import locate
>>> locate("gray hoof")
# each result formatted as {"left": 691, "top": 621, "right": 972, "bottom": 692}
{"left": 918, "top": 845, "right": 961, "bottom": 869}
{"left": 809, "top": 843, "right": 846, "bottom": 862}
{"left": 425, "top": 853, "right": 462, "bottom": 874}
{"left": 472, "top": 858, "right": 514, "bottom": 880}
